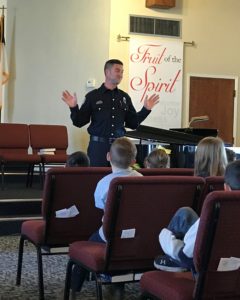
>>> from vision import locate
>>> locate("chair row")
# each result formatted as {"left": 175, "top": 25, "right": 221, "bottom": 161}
{"left": 15, "top": 167, "right": 225, "bottom": 299}
{"left": 63, "top": 175, "right": 226, "bottom": 300}
{"left": 138, "top": 167, "right": 194, "bottom": 176}
{"left": 140, "top": 190, "right": 240, "bottom": 300}
{"left": 0, "top": 123, "right": 193, "bottom": 189}
{"left": 0, "top": 123, "right": 68, "bottom": 188}
{"left": 139, "top": 169, "right": 224, "bottom": 214}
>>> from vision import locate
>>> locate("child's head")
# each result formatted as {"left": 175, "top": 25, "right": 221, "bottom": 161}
{"left": 144, "top": 148, "right": 169, "bottom": 168}
{"left": 194, "top": 136, "right": 227, "bottom": 177}
{"left": 224, "top": 160, "right": 240, "bottom": 190}
{"left": 66, "top": 151, "right": 90, "bottom": 167}
{"left": 108, "top": 137, "right": 137, "bottom": 169}
{"left": 226, "top": 148, "right": 237, "bottom": 163}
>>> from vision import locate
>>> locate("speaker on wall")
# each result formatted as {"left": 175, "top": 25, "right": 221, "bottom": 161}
{"left": 146, "top": 0, "right": 176, "bottom": 9}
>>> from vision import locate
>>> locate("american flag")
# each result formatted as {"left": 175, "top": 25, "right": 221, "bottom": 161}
{"left": 0, "top": 10, "right": 9, "bottom": 117}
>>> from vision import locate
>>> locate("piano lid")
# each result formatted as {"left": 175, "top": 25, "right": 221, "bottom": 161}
{"left": 170, "top": 127, "right": 218, "bottom": 137}
{"left": 125, "top": 125, "right": 207, "bottom": 145}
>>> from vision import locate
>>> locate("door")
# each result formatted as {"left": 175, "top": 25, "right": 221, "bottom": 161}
{"left": 189, "top": 76, "right": 236, "bottom": 145}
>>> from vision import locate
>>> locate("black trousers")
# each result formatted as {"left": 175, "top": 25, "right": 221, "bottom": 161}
{"left": 87, "top": 140, "right": 111, "bottom": 167}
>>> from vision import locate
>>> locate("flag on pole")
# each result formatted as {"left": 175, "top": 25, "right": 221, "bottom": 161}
{"left": 0, "top": 10, "right": 9, "bottom": 115}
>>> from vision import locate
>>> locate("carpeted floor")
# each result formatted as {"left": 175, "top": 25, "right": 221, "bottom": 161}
{"left": 0, "top": 173, "right": 143, "bottom": 299}
{"left": 0, "top": 235, "right": 142, "bottom": 299}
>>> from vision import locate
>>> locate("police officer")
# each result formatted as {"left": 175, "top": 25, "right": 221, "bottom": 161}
{"left": 62, "top": 59, "right": 159, "bottom": 166}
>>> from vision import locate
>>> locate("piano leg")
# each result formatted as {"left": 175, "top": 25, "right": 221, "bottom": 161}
{"left": 170, "top": 145, "right": 195, "bottom": 168}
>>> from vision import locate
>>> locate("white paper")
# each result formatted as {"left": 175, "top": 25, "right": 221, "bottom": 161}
{"left": 121, "top": 228, "right": 136, "bottom": 239}
{"left": 39, "top": 148, "right": 56, "bottom": 152}
{"left": 38, "top": 151, "right": 55, "bottom": 155}
{"left": 38, "top": 148, "right": 56, "bottom": 155}
{"left": 134, "top": 273, "right": 143, "bottom": 280}
{"left": 55, "top": 205, "right": 79, "bottom": 218}
{"left": 217, "top": 257, "right": 240, "bottom": 271}
{"left": 111, "top": 273, "right": 134, "bottom": 282}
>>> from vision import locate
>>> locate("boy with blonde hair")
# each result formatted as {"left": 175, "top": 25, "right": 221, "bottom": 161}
{"left": 144, "top": 148, "right": 169, "bottom": 168}
{"left": 71, "top": 137, "right": 142, "bottom": 296}
{"left": 95, "top": 136, "right": 142, "bottom": 214}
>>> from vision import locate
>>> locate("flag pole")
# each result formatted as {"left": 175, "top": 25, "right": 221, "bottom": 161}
{"left": 1, "top": 6, "right": 7, "bottom": 16}
{"left": 0, "top": 5, "right": 8, "bottom": 123}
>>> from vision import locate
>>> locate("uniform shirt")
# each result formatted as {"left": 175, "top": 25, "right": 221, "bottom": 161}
{"left": 94, "top": 167, "right": 143, "bottom": 241}
{"left": 70, "top": 83, "right": 151, "bottom": 138}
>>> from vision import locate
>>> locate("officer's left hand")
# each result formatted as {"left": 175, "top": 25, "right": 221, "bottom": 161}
{"left": 143, "top": 94, "right": 160, "bottom": 110}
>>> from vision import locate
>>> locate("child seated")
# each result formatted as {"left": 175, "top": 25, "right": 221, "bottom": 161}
{"left": 144, "top": 148, "right": 169, "bottom": 168}
{"left": 65, "top": 151, "right": 90, "bottom": 167}
{"left": 94, "top": 137, "right": 142, "bottom": 241}
{"left": 154, "top": 160, "right": 240, "bottom": 273}
{"left": 71, "top": 137, "right": 142, "bottom": 295}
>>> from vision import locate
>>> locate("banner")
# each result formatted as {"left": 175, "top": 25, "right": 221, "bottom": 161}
{"left": 129, "top": 39, "right": 183, "bottom": 129}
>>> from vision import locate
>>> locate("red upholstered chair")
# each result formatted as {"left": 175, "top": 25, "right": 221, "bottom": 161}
{"left": 29, "top": 124, "right": 69, "bottom": 177}
{"left": 139, "top": 168, "right": 194, "bottom": 176}
{"left": 140, "top": 190, "right": 240, "bottom": 300}
{"left": 16, "top": 167, "right": 110, "bottom": 300}
{"left": 0, "top": 123, "right": 41, "bottom": 189}
{"left": 197, "top": 176, "right": 224, "bottom": 214}
{"left": 63, "top": 176, "right": 204, "bottom": 300}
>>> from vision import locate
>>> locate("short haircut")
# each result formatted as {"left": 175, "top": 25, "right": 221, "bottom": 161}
{"left": 110, "top": 137, "right": 137, "bottom": 169}
{"left": 104, "top": 59, "right": 123, "bottom": 73}
{"left": 194, "top": 136, "right": 228, "bottom": 177}
{"left": 226, "top": 148, "right": 237, "bottom": 163}
{"left": 144, "top": 148, "right": 169, "bottom": 168}
{"left": 66, "top": 151, "right": 90, "bottom": 167}
{"left": 224, "top": 160, "right": 240, "bottom": 190}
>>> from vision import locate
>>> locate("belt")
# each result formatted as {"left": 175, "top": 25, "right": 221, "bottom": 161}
{"left": 90, "top": 135, "right": 117, "bottom": 144}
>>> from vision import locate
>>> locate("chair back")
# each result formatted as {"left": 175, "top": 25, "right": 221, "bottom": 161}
{"left": 29, "top": 124, "right": 68, "bottom": 154}
{"left": 139, "top": 168, "right": 194, "bottom": 176}
{"left": 42, "top": 167, "right": 111, "bottom": 246}
{"left": 193, "top": 190, "right": 240, "bottom": 299}
{"left": 0, "top": 123, "right": 29, "bottom": 154}
{"left": 102, "top": 176, "right": 205, "bottom": 272}
{"left": 197, "top": 176, "right": 224, "bottom": 214}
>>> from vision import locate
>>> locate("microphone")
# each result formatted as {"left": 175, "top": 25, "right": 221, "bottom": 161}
{"left": 188, "top": 115, "right": 209, "bottom": 127}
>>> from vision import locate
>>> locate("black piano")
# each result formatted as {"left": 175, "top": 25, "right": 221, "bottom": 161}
{"left": 125, "top": 125, "right": 218, "bottom": 168}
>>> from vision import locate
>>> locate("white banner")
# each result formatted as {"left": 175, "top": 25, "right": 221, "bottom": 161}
{"left": 129, "top": 39, "right": 183, "bottom": 129}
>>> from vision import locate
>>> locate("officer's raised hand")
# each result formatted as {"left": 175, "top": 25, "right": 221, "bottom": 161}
{"left": 143, "top": 93, "right": 160, "bottom": 110}
{"left": 62, "top": 90, "right": 78, "bottom": 108}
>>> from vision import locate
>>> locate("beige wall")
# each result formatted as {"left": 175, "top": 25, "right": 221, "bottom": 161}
{"left": 5, "top": 0, "right": 110, "bottom": 153}
{"left": 4, "top": 0, "right": 240, "bottom": 151}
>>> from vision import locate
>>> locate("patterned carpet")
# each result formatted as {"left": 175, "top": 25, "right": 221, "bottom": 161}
{"left": 0, "top": 173, "right": 143, "bottom": 299}
{"left": 0, "top": 235, "right": 142, "bottom": 300}
{"left": 0, "top": 175, "right": 43, "bottom": 200}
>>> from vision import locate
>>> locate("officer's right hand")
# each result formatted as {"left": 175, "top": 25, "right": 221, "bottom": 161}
{"left": 61, "top": 90, "right": 77, "bottom": 108}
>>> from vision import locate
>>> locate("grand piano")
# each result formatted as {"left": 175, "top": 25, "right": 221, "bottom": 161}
{"left": 125, "top": 125, "right": 218, "bottom": 168}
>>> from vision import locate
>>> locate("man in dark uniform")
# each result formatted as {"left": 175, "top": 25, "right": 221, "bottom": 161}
{"left": 62, "top": 59, "right": 159, "bottom": 166}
